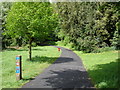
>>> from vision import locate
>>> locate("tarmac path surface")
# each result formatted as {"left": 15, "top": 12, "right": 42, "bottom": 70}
{"left": 22, "top": 46, "right": 95, "bottom": 89}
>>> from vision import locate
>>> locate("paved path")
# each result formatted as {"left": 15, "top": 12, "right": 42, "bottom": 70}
{"left": 22, "top": 46, "right": 94, "bottom": 88}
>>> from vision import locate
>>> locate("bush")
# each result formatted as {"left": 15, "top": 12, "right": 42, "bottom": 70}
{"left": 99, "top": 47, "right": 115, "bottom": 52}
{"left": 10, "top": 42, "right": 16, "bottom": 46}
{"left": 32, "top": 42, "right": 37, "bottom": 47}
{"left": 98, "top": 82, "right": 108, "bottom": 88}
{"left": 23, "top": 44, "right": 29, "bottom": 49}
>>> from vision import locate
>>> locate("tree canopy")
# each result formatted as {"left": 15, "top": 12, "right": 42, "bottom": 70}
{"left": 56, "top": 2, "right": 120, "bottom": 52}
{"left": 2, "top": 2, "right": 120, "bottom": 54}
{"left": 6, "top": 2, "right": 57, "bottom": 41}
{"left": 5, "top": 2, "right": 58, "bottom": 60}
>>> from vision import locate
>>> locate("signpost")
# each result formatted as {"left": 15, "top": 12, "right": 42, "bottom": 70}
{"left": 16, "top": 55, "right": 22, "bottom": 80}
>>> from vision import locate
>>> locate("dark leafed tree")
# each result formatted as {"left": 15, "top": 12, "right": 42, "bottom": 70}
{"left": 56, "top": 2, "right": 99, "bottom": 52}
{"left": 56, "top": 2, "right": 119, "bottom": 53}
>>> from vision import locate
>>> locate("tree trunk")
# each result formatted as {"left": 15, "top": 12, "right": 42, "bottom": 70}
{"left": 29, "top": 38, "right": 32, "bottom": 61}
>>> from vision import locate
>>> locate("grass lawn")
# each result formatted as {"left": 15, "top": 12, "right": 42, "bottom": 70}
{"left": 75, "top": 50, "right": 119, "bottom": 88}
{"left": 56, "top": 41, "right": 119, "bottom": 88}
{"left": 2, "top": 46, "right": 61, "bottom": 88}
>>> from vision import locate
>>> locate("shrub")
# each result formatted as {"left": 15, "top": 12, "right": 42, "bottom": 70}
{"left": 99, "top": 47, "right": 115, "bottom": 52}
{"left": 32, "top": 42, "right": 37, "bottom": 47}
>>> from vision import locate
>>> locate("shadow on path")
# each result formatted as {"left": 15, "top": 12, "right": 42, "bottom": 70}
{"left": 42, "top": 69, "right": 94, "bottom": 88}
{"left": 22, "top": 78, "right": 35, "bottom": 81}
{"left": 29, "top": 56, "right": 74, "bottom": 64}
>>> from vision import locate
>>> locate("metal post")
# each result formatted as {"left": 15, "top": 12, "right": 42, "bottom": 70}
{"left": 16, "top": 55, "right": 22, "bottom": 80}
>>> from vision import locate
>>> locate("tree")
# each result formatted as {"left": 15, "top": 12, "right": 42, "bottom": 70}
{"left": 5, "top": 2, "right": 58, "bottom": 60}
{"left": 95, "top": 2, "right": 119, "bottom": 47}
{"left": 56, "top": 2, "right": 99, "bottom": 52}
{"left": 56, "top": 2, "right": 119, "bottom": 53}
{"left": 0, "top": 2, "right": 12, "bottom": 49}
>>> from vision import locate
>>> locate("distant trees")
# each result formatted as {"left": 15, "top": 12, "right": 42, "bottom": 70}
{"left": 1, "top": 2, "right": 12, "bottom": 49}
{"left": 2, "top": 2, "right": 119, "bottom": 54}
{"left": 96, "top": 2, "right": 120, "bottom": 49}
{"left": 56, "top": 2, "right": 120, "bottom": 52}
{"left": 5, "top": 2, "right": 58, "bottom": 60}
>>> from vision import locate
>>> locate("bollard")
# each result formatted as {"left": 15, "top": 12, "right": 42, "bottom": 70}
{"left": 16, "top": 55, "right": 22, "bottom": 80}
{"left": 58, "top": 48, "right": 60, "bottom": 51}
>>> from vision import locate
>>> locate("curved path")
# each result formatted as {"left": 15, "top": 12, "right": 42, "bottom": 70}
{"left": 22, "top": 46, "right": 94, "bottom": 88}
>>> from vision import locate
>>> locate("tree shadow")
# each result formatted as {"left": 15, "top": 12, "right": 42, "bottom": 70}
{"left": 29, "top": 56, "right": 74, "bottom": 64}
{"left": 32, "top": 48, "right": 47, "bottom": 51}
{"left": 88, "top": 59, "right": 119, "bottom": 88}
{"left": 5, "top": 48, "right": 28, "bottom": 51}
{"left": 53, "top": 57, "right": 74, "bottom": 64}
{"left": 47, "top": 41, "right": 57, "bottom": 46}
{"left": 42, "top": 69, "right": 95, "bottom": 88}
{"left": 22, "top": 78, "right": 35, "bottom": 81}
{"left": 65, "top": 48, "right": 72, "bottom": 51}
{"left": 5, "top": 47, "right": 46, "bottom": 51}
{"left": 38, "top": 41, "right": 57, "bottom": 46}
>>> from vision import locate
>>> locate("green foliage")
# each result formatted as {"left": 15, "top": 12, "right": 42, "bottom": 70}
{"left": 56, "top": 2, "right": 119, "bottom": 53}
{"left": 56, "top": 2, "right": 98, "bottom": 52}
{"left": 5, "top": 2, "right": 58, "bottom": 60}
{"left": 31, "top": 42, "right": 37, "bottom": 47}
{"left": 99, "top": 47, "right": 115, "bottom": 52}
{"left": 5, "top": 2, "right": 57, "bottom": 40}
{"left": 1, "top": 2, "right": 12, "bottom": 49}
{"left": 95, "top": 2, "right": 119, "bottom": 47}
{"left": 111, "top": 22, "right": 120, "bottom": 50}
{"left": 98, "top": 82, "right": 108, "bottom": 88}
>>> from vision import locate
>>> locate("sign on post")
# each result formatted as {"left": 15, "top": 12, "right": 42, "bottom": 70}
{"left": 16, "top": 55, "right": 22, "bottom": 80}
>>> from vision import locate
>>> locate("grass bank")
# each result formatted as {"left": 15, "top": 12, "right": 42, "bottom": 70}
{"left": 75, "top": 50, "right": 118, "bottom": 88}
{"left": 2, "top": 46, "right": 61, "bottom": 88}
{"left": 56, "top": 41, "right": 119, "bottom": 88}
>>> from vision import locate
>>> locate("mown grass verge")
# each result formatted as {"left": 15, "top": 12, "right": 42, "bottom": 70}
{"left": 75, "top": 50, "right": 119, "bottom": 88}
{"left": 2, "top": 46, "right": 61, "bottom": 88}
{"left": 56, "top": 41, "right": 119, "bottom": 88}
